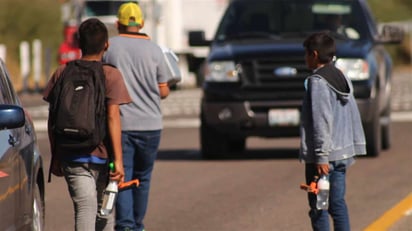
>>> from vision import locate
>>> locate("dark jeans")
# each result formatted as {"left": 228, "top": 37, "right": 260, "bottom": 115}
{"left": 115, "top": 130, "right": 161, "bottom": 231}
{"left": 305, "top": 159, "right": 352, "bottom": 231}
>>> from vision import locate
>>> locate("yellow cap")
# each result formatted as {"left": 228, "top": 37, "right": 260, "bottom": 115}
{"left": 118, "top": 2, "right": 144, "bottom": 26}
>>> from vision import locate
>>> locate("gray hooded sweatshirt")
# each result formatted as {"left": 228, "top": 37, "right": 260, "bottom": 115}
{"left": 299, "top": 64, "right": 367, "bottom": 164}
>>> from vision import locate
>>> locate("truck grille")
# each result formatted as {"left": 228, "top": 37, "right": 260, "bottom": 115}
{"left": 240, "top": 57, "right": 310, "bottom": 92}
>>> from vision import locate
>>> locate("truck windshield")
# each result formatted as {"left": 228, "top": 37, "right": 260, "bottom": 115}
{"left": 215, "top": 0, "right": 368, "bottom": 41}
{"left": 83, "top": 1, "right": 125, "bottom": 17}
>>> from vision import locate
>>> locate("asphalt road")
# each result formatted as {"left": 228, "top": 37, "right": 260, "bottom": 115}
{"left": 20, "top": 68, "right": 412, "bottom": 231}
{"left": 31, "top": 122, "right": 412, "bottom": 231}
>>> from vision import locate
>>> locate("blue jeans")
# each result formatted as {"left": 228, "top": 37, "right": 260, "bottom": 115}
{"left": 62, "top": 162, "right": 113, "bottom": 231}
{"left": 115, "top": 130, "right": 161, "bottom": 231}
{"left": 305, "top": 159, "right": 352, "bottom": 231}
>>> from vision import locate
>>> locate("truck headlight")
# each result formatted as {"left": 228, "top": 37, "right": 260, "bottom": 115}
{"left": 205, "top": 61, "right": 239, "bottom": 82}
{"left": 335, "top": 58, "right": 369, "bottom": 80}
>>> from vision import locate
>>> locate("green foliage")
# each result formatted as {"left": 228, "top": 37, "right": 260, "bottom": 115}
{"left": 367, "top": 0, "right": 412, "bottom": 22}
{"left": 0, "top": 0, "right": 62, "bottom": 80}
{"left": 367, "top": 0, "right": 412, "bottom": 65}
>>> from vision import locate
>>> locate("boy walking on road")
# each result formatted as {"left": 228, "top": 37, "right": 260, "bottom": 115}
{"left": 43, "top": 18, "right": 131, "bottom": 231}
{"left": 103, "top": 2, "right": 171, "bottom": 231}
{"left": 299, "top": 31, "right": 366, "bottom": 231}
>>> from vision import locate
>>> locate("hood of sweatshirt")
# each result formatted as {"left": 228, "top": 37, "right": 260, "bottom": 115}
{"left": 314, "top": 63, "right": 351, "bottom": 104}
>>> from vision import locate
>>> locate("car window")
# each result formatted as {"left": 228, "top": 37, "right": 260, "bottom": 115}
{"left": 0, "top": 70, "right": 8, "bottom": 104}
{"left": 215, "top": 0, "right": 368, "bottom": 41}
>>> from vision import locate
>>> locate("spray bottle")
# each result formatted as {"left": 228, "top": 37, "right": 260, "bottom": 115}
{"left": 100, "top": 162, "right": 118, "bottom": 216}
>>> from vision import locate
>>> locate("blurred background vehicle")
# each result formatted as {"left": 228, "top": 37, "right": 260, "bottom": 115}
{"left": 58, "top": 21, "right": 81, "bottom": 65}
{"left": 189, "top": 0, "right": 404, "bottom": 159}
{"left": 59, "top": 0, "right": 230, "bottom": 88}
{"left": 0, "top": 58, "right": 45, "bottom": 230}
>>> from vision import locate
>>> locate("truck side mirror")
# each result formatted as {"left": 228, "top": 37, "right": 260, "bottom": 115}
{"left": 379, "top": 25, "right": 404, "bottom": 44}
{"left": 188, "top": 30, "right": 211, "bottom": 47}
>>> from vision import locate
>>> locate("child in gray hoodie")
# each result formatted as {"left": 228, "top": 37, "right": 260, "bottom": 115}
{"left": 300, "top": 31, "right": 366, "bottom": 231}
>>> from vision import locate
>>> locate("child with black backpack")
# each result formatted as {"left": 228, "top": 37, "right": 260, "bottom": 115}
{"left": 43, "top": 18, "right": 131, "bottom": 231}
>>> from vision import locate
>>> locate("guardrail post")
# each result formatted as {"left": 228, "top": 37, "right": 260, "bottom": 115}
{"left": 32, "top": 39, "right": 42, "bottom": 92}
{"left": 20, "top": 41, "right": 30, "bottom": 93}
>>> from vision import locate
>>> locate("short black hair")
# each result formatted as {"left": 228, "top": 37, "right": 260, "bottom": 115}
{"left": 303, "top": 31, "right": 336, "bottom": 64}
{"left": 78, "top": 18, "right": 108, "bottom": 55}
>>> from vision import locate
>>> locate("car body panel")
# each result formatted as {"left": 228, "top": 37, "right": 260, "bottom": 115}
{"left": 0, "top": 59, "right": 45, "bottom": 230}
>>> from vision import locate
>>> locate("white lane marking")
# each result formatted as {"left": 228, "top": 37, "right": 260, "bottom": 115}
{"left": 32, "top": 118, "right": 201, "bottom": 132}
{"left": 163, "top": 118, "right": 200, "bottom": 128}
{"left": 31, "top": 111, "right": 412, "bottom": 132}
{"left": 391, "top": 111, "right": 412, "bottom": 122}
{"left": 32, "top": 120, "right": 48, "bottom": 132}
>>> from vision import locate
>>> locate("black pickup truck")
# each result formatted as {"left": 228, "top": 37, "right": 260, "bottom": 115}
{"left": 189, "top": 0, "right": 403, "bottom": 159}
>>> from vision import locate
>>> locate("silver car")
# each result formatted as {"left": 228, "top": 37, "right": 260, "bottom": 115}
{"left": 0, "top": 59, "right": 45, "bottom": 230}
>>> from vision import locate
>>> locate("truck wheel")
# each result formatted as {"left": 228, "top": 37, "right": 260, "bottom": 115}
{"left": 228, "top": 138, "right": 246, "bottom": 153}
{"left": 381, "top": 121, "right": 391, "bottom": 150}
{"left": 381, "top": 98, "right": 391, "bottom": 150}
{"left": 200, "top": 120, "right": 228, "bottom": 159}
{"left": 196, "top": 67, "right": 205, "bottom": 88}
{"left": 366, "top": 111, "right": 382, "bottom": 157}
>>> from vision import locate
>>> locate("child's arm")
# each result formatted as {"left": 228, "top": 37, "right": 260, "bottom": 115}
{"left": 309, "top": 77, "right": 333, "bottom": 169}
{"left": 159, "top": 82, "right": 170, "bottom": 99}
{"left": 107, "top": 104, "right": 124, "bottom": 183}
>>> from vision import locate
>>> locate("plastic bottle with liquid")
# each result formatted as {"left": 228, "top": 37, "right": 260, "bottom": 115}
{"left": 100, "top": 162, "right": 118, "bottom": 216}
{"left": 316, "top": 174, "right": 330, "bottom": 210}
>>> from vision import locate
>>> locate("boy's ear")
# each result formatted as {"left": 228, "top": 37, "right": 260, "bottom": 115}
{"left": 104, "top": 42, "right": 109, "bottom": 51}
{"left": 312, "top": 50, "right": 319, "bottom": 58}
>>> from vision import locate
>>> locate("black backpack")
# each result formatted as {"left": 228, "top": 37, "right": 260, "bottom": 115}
{"left": 48, "top": 60, "right": 107, "bottom": 153}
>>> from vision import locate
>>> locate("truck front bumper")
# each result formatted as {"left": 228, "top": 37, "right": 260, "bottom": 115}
{"left": 201, "top": 100, "right": 302, "bottom": 138}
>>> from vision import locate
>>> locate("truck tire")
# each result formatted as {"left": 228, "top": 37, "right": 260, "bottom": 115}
{"left": 200, "top": 119, "right": 227, "bottom": 159}
{"left": 381, "top": 119, "right": 391, "bottom": 150}
{"left": 228, "top": 138, "right": 246, "bottom": 153}
{"left": 200, "top": 117, "right": 246, "bottom": 159}
{"left": 196, "top": 67, "right": 205, "bottom": 88}
{"left": 365, "top": 110, "right": 382, "bottom": 157}
{"left": 381, "top": 98, "right": 391, "bottom": 150}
